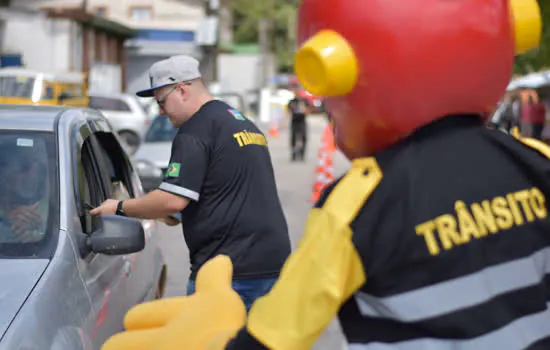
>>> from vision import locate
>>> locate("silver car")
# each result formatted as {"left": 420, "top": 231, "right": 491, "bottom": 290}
{"left": 0, "top": 105, "right": 166, "bottom": 350}
{"left": 133, "top": 115, "right": 176, "bottom": 192}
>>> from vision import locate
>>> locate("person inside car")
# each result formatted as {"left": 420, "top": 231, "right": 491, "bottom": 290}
{"left": 0, "top": 141, "right": 48, "bottom": 243}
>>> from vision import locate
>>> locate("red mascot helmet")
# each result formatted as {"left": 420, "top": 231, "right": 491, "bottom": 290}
{"left": 295, "top": 0, "right": 542, "bottom": 157}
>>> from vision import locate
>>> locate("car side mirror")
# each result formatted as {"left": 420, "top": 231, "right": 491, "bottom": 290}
{"left": 87, "top": 215, "right": 145, "bottom": 255}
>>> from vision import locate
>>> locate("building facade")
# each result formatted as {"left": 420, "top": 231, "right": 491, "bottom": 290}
{"left": 1, "top": 2, "right": 135, "bottom": 93}
{"left": 3, "top": 0, "right": 205, "bottom": 94}
{"left": 85, "top": 0, "right": 205, "bottom": 94}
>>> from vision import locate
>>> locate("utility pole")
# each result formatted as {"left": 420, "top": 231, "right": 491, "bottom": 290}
{"left": 201, "top": 0, "right": 220, "bottom": 83}
{"left": 258, "top": 0, "right": 274, "bottom": 89}
{"left": 258, "top": 18, "right": 268, "bottom": 88}
{"left": 0, "top": 0, "right": 11, "bottom": 55}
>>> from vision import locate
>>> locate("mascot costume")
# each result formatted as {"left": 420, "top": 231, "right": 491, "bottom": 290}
{"left": 103, "top": 0, "right": 546, "bottom": 349}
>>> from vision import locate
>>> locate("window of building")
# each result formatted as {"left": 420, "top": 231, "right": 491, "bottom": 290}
{"left": 129, "top": 6, "right": 152, "bottom": 21}
{"left": 94, "top": 6, "right": 108, "bottom": 17}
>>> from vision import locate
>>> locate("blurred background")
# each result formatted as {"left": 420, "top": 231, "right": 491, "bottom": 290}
{"left": 0, "top": 0, "right": 315, "bottom": 142}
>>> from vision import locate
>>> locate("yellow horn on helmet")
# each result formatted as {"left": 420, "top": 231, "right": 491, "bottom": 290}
{"left": 510, "top": 0, "right": 542, "bottom": 54}
{"left": 294, "top": 30, "right": 358, "bottom": 96}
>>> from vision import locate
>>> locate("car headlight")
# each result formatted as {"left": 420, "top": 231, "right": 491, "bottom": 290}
{"left": 135, "top": 160, "right": 163, "bottom": 178}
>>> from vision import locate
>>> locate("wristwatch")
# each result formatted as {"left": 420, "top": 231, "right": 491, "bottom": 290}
{"left": 116, "top": 200, "right": 126, "bottom": 217}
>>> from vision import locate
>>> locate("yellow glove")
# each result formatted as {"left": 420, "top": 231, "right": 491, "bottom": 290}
{"left": 102, "top": 255, "right": 247, "bottom": 350}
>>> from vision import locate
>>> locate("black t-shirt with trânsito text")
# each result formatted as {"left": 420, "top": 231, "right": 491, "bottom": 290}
{"left": 159, "top": 100, "right": 291, "bottom": 280}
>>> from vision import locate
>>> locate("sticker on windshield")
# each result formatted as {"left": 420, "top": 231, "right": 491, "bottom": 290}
{"left": 17, "top": 138, "right": 34, "bottom": 147}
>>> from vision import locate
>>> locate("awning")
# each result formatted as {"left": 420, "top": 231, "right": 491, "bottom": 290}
{"left": 506, "top": 70, "right": 550, "bottom": 91}
{"left": 43, "top": 8, "right": 137, "bottom": 38}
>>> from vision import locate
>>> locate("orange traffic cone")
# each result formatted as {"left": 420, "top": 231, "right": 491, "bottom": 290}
{"left": 269, "top": 108, "right": 281, "bottom": 137}
{"left": 269, "top": 118, "right": 279, "bottom": 137}
{"left": 310, "top": 123, "right": 336, "bottom": 202}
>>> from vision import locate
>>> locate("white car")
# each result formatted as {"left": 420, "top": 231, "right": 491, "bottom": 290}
{"left": 88, "top": 92, "right": 151, "bottom": 153}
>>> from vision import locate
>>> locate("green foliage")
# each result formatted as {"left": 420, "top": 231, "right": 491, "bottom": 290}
{"left": 229, "top": 0, "right": 550, "bottom": 74}
{"left": 514, "top": 0, "right": 550, "bottom": 75}
{"left": 230, "top": 0, "right": 298, "bottom": 72}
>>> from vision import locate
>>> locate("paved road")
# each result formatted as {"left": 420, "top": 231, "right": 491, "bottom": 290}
{"left": 156, "top": 115, "right": 350, "bottom": 349}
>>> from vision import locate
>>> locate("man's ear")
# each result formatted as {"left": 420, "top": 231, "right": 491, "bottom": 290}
{"left": 176, "top": 83, "right": 188, "bottom": 99}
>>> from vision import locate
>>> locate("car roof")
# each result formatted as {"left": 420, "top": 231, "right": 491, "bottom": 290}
{"left": 0, "top": 68, "right": 85, "bottom": 84}
{"left": 0, "top": 105, "right": 80, "bottom": 132}
{"left": 88, "top": 91, "right": 136, "bottom": 99}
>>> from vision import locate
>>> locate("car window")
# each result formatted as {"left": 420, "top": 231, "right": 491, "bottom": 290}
{"left": 89, "top": 96, "right": 131, "bottom": 112}
{"left": 43, "top": 85, "right": 54, "bottom": 100}
{"left": 92, "top": 132, "right": 137, "bottom": 201}
{"left": 0, "top": 76, "right": 36, "bottom": 98}
{"left": 78, "top": 135, "right": 107, "bottom": 234}
{"left": 0, "top": 132, "right": 58, "bottom": 258}
{"left": 144, "top": 115, "right": 178, "bottom": 142}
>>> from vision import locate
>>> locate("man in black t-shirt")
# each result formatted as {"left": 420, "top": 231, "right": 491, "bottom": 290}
{"left": 287, "top": 85, "right": 310, "bottom": 161}
{"left": 91, "top": 55, "right": 291, "bottom": 310}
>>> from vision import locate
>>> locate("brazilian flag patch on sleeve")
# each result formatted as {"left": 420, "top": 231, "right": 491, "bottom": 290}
{"left": 166, "top": 162, "right": 181, "bottom": 177}
{"left": 228, "top": 108, "right": 246, "bottom": 121}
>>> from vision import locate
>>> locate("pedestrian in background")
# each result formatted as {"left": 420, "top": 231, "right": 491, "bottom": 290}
{"left": 287, "top": 83, "right": 310, "bottom": 161}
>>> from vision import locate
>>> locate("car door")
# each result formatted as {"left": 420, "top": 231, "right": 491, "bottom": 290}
{"left": 90, "top": 130, "right": 162, "bottom": 308}
{"left": 72, "top": 123, "right": 131, "bottom": 348}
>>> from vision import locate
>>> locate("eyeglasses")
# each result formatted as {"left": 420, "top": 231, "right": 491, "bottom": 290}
{"left": 156, "top": 81, "right": 193, "bottom": 107}
{"left": 156, "top": 85, "right": 178, "bottom": 107}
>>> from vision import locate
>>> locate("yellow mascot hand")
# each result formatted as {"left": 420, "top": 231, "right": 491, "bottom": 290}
{"left": 155, "top": 255, "right": 247, "bottom": 349}
{"left": 101, "top": 255, "right": 246, "bottom": 350}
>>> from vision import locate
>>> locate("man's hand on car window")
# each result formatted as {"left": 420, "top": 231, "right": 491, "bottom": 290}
{"left": 90, "top": 199, "right": 119, "bottom": 216}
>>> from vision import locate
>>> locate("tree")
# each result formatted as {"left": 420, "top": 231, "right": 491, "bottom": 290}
{"left": 229, "top": 0, "right": 298, "bottom": 72}
{"left": 228, "top": 0, "right": 550, "bottom": 74}
{"left": 514, "top": 0, "right": 550, "bottom": 75}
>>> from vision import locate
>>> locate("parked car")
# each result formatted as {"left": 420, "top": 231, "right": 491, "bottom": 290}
{"left": 88, "top": 92, "right": 151, "bottom": 154}
{"left": 0, "top": 67, "right": 89, "bottom": 108}
{"left": 0, "top": 105, "right": 166, "bottom": 350}
{"left": 133, "top": 115, "right": 177, "bottom": 193}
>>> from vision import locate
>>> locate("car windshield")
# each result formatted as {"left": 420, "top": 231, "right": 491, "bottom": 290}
{"left": 0, "top": 76, "right": 36, "bottom": 98}
{"left": 0, "top": 132, "right": 57, "bottom": 258}
{"left": 144, "top": 115, "right": 178, "bottom": 142}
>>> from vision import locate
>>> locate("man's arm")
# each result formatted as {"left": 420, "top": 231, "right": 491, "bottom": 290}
{"left": 121, "top": 190, "right": 189, "bottom": 219}
{"left": 89, "top": 190, "right": 189, "bottom": 220}
{"left": 285, "top": 100, "right": 294, "bottom": 125}
{"left": 127, "top": 133, "right": 208, "bottom": 219}
{"left": 91, "top": 133, "right": 208, "bottom": 219}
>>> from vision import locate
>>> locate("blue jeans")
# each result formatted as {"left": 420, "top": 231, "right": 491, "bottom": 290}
{"left": 186, "top": 277, "right": 277, "bottom": 312}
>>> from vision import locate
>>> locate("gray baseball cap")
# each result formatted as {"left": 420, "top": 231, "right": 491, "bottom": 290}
{"left": 136, "top": 55, "right": 202, "bottom": 97}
